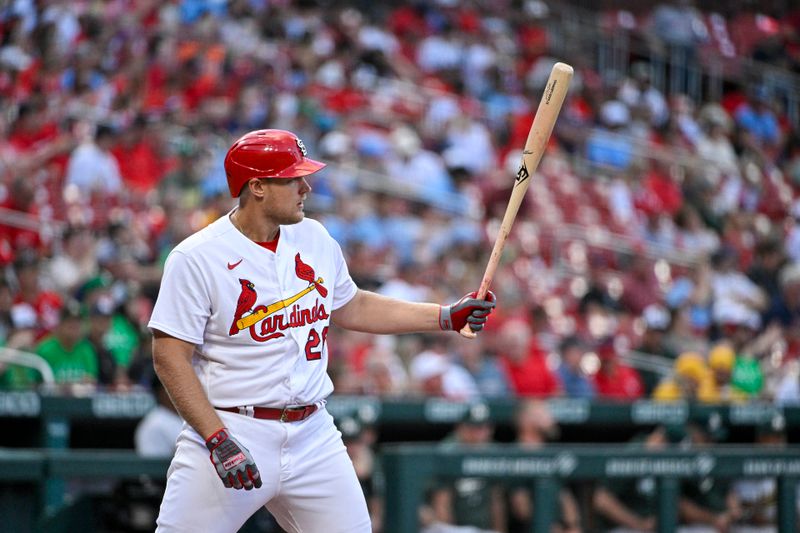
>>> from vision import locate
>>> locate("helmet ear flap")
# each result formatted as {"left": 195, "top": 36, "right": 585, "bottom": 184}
{"left": 224, "top": 129, "right": 326, "bottom": 198}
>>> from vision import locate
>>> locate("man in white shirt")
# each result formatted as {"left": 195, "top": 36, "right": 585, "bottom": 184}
{"left": 64, "top": 123, "right": 122, "bottom": 196}
{"left": 135, "top": 375, "right": 184, "bottom": 457}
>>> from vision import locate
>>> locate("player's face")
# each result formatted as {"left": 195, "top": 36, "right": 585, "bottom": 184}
{"left": 262, "top": 176, "right": 312, "bottom": 225}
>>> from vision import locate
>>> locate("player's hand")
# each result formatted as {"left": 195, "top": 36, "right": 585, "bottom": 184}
{"left": 439, "top": 291, "right": 496, "bottom": 333}
{"left": 205, "top": 428, "right": 262, "bottom": 490}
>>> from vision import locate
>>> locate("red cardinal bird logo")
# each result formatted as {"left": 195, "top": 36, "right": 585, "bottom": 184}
{"left": 295, "top": 253, "right": 327, "bottom": 298}
{"left": 229, "top": 279, "right": 257, "bottom": 335}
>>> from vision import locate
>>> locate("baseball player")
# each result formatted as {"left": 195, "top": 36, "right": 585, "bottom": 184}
{"left": 148, "top": 129, "right": 496, "bottom": 533}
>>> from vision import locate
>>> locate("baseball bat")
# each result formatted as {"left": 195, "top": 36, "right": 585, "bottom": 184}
{"left": 460, "top": 62, "right": 573, "bottom": 338}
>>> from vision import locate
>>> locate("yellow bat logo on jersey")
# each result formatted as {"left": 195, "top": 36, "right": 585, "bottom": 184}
{"left": 235, "top": 279, "right": 323, "bottom": 331}
{"left": 229, "top": 254, "right": 329, "bottom": 342}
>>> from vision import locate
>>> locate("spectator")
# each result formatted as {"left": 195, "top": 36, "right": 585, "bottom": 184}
{"left": 731, "top": 350, "right": 765, "bottom": 400}
{"left": 424, "top": 403, "right": 505, "bottom": 533}
{"left": 496, "top": 319, "right": 560, "bottom": 398}
{"left": 459, "top": 336, "right": 512, "bottom": 399}
{"left": 593, "top": 338, "right": 645, "bottom": 401}
{"left": 695, "top": 104, "right": 739, "bottom": 180}
{"left": 377, "top": 261, "right": 431, "bottom": 302}
{"left": 593, "top": 425, "right": 671, "bottom": 532}
{"left": 732, "top": 415, "right": 792, "bottom": 531}
{"left": 85, "top": 298, "right": 131, "bottom": 389}
{"left": 385, "top": 125, "right": 453, "bottom": 202}
{"left": 0, "top": 175, "right": 49, "bottom": 256}
{"left": 134, "top": 374, "right": 183, "bottom": 457}
{"left": 652, "top": 351, "right": 718, "bottom": 403}
{"left": 361, "top": 343, "right": 409, "bottom": 397}
{"left": 774, "top": 360, "right": 800, "bottom": 406}
{"left": 648, "top": 0, "right": 708, "bottom": 95}
{"left": 707, "top": 343, "right": 746, "bottom": 403}
{"left": 556, "top": 336, "right": 595, "bottom": 399}
{"left": 10, "top": 254, "right": 63, "bottom": 338}
{"left": 608, "top": 169, "right": 638, "bottom": 229}
{"left": 64, "top": 123, "right": 122, "bottom": 197}
{"left": 111, "top": 115, "right": 172, "bottom": 194}
{"left": 617, "top": 61, "right": 669, "bottom": 128}
{"left": 620, "top": 253, "right": 661, "bottom": 316}
{"left": 635, "top": 304, "right": 674, "bottom": 393}
{"left": 507, "top": 400, "right": 582, "bottom": 533}
{"left": 734, "top": 86, "right": 782, "bottom": 151}
{"left": 674, "top": 205, "right": 720, "bottom": 258}
{"left": 586, "top": 100, "right": 635, "bottom": 170}
{"left": 679, "top": 420, "right": 743, "bottom": 532}
{"left": 34, "top": 301, "right": 97, "bottom": 388}
{"left": 43, "top": 225, "right": 97, "bottom": 295}
{"left": 663, "top": 274, "right": 713, "bottom": 358}
{"left": 669, "top": 94, "right": 702, "bottom": 146}
{"left": 338, "top": 415, "right": 382, "bottom": 532}
{"left": 747, "top": 236, "right": 790, "bottom": 326}
{"left": 635, "top": 304, "right": 673, "bottom": 359}
{"left": 409, "top": 338, "right": 479, "bottom": 401}
{"left": 710, "top": 246, "right": 768, "bottom": 331}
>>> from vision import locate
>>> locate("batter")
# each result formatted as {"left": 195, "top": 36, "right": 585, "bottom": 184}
{"left": 148, "top": 129, "right": 496, "bottom": 532}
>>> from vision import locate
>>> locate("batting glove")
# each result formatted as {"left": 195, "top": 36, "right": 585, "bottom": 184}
{"left": 206, "top": 428, "right": 262, "bottom": 490}
{"left": 439, "top": 291, "right": 497, "bottom": 333}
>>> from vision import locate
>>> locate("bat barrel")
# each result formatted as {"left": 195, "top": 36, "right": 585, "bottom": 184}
{"left": 459, "top": 61, "right": 573, "bottom": 339}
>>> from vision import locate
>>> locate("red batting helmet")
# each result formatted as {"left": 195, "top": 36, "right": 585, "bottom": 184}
{"left": 224, "top": 129, "right": 326, "bottom": 197}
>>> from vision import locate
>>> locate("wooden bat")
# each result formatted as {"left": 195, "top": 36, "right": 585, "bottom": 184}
{"left": 460, "top": 62, "right": 573, "bottom": 338}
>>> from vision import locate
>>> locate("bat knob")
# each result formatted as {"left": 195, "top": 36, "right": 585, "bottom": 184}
{"left": 458, "top": 324, "right": 478, "bottom": 339}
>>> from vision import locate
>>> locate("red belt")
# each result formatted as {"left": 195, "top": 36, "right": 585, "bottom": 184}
{"left": 217, "top": 404, "right": 318, "bottom": 422}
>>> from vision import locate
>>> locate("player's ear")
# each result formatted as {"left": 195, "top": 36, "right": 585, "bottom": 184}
{"left": 246, "top": 178, "right": 267, "bottom": 200}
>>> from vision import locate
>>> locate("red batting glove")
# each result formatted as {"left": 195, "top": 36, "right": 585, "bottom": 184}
{"left": 439, "top": 291, "right": 497, "bottom": 333}
{"left": 206, "top": 428, "right": 262, "bottom": 490}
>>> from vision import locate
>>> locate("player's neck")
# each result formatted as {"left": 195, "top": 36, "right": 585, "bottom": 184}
{"left": 231, "top": 208, "right": 279, "bottom": 243}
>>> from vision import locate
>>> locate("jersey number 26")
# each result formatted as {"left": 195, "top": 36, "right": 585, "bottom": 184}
{"left": 305, "top": 326, "right": 329, "bottom": 361}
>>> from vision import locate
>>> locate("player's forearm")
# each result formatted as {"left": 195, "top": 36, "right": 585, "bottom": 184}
{"left": 332, "top": 290, "right": 440, "bottom": 334}
{"left": 593, "top": 488, "right": 646, "bottom": 529}
{"left": 678, "top": 498, "right": 717, "bottom": 525}
{"left": 152, "top": 335, "right": 224, "bottom": 440}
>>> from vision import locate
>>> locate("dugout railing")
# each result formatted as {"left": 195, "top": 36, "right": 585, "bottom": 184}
{"left": 382, "top": 444, "right": 800, "bottom": 533}
{"left": 2, "top": 391, "right": 799, "bottom": 522}
{"left": 3, "top": 445, "right": 797, "bottom": 533}
{"left": 3, "top": 391, "right": 799, "bottom": 445}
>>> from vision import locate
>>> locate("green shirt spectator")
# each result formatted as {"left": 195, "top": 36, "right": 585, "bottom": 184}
{"left": 731, "top": 355, "right": 764, "bottom": 396}
{"left": 106, "top": 313, "right": 140, "bottom": 368}
{"left": 36, "top": 336, "right": 98, "bottom": 384}
{"left": 35, "top": 303, "right": 98, "bottom": 385}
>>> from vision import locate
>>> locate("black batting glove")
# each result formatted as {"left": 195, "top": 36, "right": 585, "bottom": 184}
{"left": 439, "top": 291, "right": 497, "bottom": 333}
{"left": 205, "top": 428, "right": 262, "bottom": 490}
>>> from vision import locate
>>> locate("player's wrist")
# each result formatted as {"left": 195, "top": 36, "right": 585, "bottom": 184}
{"left": 438, "top": 305, "right": 451, "bottom": 330}
{"left": 205, "top": 427, "right": 229, "bottom": 451}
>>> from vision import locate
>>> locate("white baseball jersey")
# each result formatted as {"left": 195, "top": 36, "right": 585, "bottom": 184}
{"left": 148, "top": 210, "right": 357, "bottom": 408}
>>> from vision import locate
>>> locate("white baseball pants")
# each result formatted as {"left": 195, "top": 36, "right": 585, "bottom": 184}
{"left": 155, "top": 407, "right": 371, "bottom": 532}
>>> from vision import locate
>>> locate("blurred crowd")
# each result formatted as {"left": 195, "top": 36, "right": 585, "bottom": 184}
{"left": 0, "top": 0, "right": 799, "bottom": 413}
